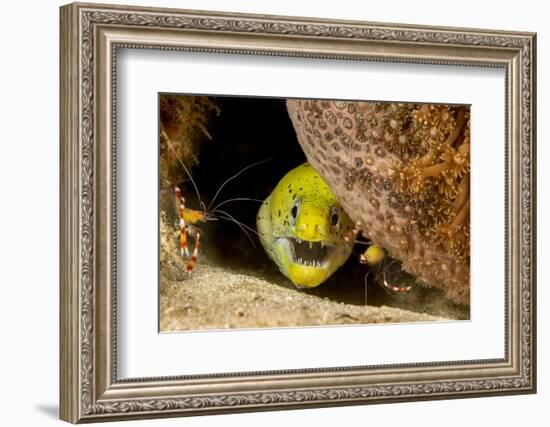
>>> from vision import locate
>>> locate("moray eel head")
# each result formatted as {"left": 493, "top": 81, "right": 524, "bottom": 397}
{"left": 257, "top": 163, "right": 354, "bottom": 288}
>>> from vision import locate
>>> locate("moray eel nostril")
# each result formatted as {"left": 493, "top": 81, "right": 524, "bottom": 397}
{"left": 256, "top": 163, "right": 354, "bottom": 288}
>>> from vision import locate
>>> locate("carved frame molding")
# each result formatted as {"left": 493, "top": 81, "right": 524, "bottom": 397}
{"left": 60, "top": 2, "right": 536, "bottom": 423}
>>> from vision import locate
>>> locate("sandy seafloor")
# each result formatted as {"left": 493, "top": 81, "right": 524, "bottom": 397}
{"left": 159, "top": 213, "right": 468, "bottom": 332}
{"left": 161, "top": 260, "right": 450, "bottom": 331}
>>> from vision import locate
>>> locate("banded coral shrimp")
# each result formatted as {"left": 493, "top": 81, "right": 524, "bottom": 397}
{"left": 345, "top": 226, "right": 414, "bottom": 306}
{"left": 162, "top": 137, "right": 271, "bottom": 275}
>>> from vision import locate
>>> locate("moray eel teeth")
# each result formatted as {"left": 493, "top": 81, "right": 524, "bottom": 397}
{"left": 276, "top": 237, "right": 332, "bottom": 268}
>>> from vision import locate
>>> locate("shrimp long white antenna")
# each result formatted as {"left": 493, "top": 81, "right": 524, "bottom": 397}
{"left": 364, "top": 270, "right": 370, "bottom": 306}
{"left": 163, "top": 131, "right": 204, "bottom": 210}
{"left": 211, "top": 209, "right": 261, "bottom": 248}
{"left": 211, "top": 197, "right": 265, "bottom": 213}
{"left": 211, "top": 209, "right": 263, "bottom": 238}
{"left": 207, "top": 158, "right": 273, "bottom": 211}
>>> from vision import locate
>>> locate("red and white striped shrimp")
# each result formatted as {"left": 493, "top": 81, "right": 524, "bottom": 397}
{"left": 345, "top": 225, "right": 413, "bottom": 304}
{"left": 168, "top": 144, "right": 269, "bottom": 274}
{"left": 174, "top": 185, "right": 207, "bottom": 273}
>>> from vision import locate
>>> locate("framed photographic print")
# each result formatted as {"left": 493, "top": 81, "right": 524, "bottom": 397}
{"left": 60, "top": 2, "right": 537, "bottom": 423}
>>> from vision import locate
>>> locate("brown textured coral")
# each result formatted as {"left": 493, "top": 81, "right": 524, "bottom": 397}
{"left": 159, "top": 95, "right": 220, "bottom": 187}
{"left": 287, "top": 100, "right": 470, "bottom": 305}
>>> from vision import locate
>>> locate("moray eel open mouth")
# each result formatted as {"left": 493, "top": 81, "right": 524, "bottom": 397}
{"left": 276, "top": 237, "right": 332, "bottom": 268}
{"left": 272, "top": 235, "right": 350, "bottom": 288}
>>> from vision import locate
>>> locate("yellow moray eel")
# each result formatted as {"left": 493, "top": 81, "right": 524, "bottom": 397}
{"left": 257, "top": 163, "right": 354, "bottom": 288}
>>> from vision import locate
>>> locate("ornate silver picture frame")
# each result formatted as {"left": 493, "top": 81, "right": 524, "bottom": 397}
{"left": 60, "top": 2, "right": 536, "bottom": 423}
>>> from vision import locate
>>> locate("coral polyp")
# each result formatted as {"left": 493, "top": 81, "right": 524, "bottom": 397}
{"left": 287, "top": 100, "right": 471, "bottom": 305}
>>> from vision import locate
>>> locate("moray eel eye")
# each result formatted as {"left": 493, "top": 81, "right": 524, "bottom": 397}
{"left": 290, "top": 200, "right": 300, "bottom": 225}
{"left": 330, "top": 206, "right": 340, "bottom": 231}
{"left": 330, "top": 206, "right": 340, "bottom": 228}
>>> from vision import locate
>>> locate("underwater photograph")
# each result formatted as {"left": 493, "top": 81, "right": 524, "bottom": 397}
{"left": 158, "top": 94, "right": 471, "bottom": 332}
